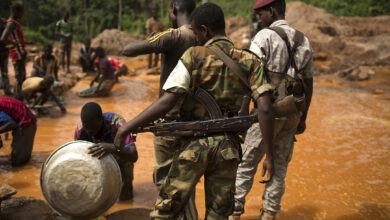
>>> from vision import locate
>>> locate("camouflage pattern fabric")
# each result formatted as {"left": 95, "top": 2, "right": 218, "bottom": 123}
{"left": 250, "top": 20, "right": 314, "bottom": 79}
{"left": 153, "top": 135, "right": 198, "bottom": 219}
{"left": 151, "top": 36, "right": 273, "bottom": 219}
{"left": 150, "top": 134, "right": 240, "bottom": 219}
{"left": 165, "top": 36, "right": 273, "bottom": 121}
{"left": 233, "top": 20, "right": 314, "bottom": 214}
{"left": 234, "top": 112, "right": 301, "bottom": 213}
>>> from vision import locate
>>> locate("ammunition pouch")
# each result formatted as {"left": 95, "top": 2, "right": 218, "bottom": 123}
{"left": 266, "top": 27, "right": 309, "bottom": 118}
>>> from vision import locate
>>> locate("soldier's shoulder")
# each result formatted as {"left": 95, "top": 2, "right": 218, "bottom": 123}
{"left": 232, "top": 47, "right": 261, "bottom": 62}
{"left": 185, "top": 46, "right": 212, "bottom": 59}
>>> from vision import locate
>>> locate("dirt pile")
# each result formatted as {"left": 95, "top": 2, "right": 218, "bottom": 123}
{"left": 226, "top": 16, "right": 251, "bottom": 49}
{"left": 226, "top": 16, "right": 248, "bottom": 36}
{"left": 92, "top": 29, "right": 145, "bottom": 55}
{"left": 229, "top": 2, "right": 390, "bottom": 79}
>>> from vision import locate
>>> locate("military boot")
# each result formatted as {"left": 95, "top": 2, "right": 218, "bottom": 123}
{"left": 259, "top": 208, "right": 276, "bottom": 220}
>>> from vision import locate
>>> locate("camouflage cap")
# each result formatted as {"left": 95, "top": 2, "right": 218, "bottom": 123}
{"left": 253, "top": 0, "right": 277, "bottom": 10}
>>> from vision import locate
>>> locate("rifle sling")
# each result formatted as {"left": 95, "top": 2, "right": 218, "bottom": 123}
{"left": 266, "top": 27, "right": 305, "bottom": 77}
{"left": 208, "top": 45, "right": 251, "bottom": 90}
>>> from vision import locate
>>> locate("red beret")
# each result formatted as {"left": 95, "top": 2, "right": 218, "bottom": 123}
{"left": 253, "top": 0, "right": 276, "bottom": 10}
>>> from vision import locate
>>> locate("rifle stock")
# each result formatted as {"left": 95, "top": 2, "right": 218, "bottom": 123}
{"left": 135, "top": 114, "right": 258, "bottom": 137}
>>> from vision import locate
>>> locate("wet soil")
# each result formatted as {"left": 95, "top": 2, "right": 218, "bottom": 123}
{"left": 0, "top": 59, "right": 389, "bottom": 219}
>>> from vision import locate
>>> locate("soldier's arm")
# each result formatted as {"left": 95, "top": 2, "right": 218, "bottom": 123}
{"left": 0, "top": 22, "right": 16, "bottom": 45}
{"left": 296, "top": 56, "right": 315, "bottom": 134}
{"left": 122, "top": 40, "right": 157, "bottom": 57}
{"left": 123, "top": 29, "right": 174, "bottom": 57}
{"left": 302, "top": 78, "right": 313, "bottom": 122}
{"left": 256, "top": 92, "right": 274, "bottom": 183}
{"left": 296, "top": 77, "right": 313, "bottom": 134}
{"left": 114, "top": 92, "right": 181, "bottom": 148}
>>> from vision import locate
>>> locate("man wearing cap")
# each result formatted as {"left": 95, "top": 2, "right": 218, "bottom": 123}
{"left": 230, "top": 0, "right": 314, "bottom": 219}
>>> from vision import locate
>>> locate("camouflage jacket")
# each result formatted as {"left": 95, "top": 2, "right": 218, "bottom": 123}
{"left": 163, "top": 36, "right": 273, "bottom": 121}
{"left": 250, "top": 20, "right": 314, "bottom": 80}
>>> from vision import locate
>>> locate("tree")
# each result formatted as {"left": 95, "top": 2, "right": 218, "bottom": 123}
{"left": 84, "top": 0, "right": 89, "bottom": 38}
{"left": 118, "top": 0, "right": 122, "bottom": 30}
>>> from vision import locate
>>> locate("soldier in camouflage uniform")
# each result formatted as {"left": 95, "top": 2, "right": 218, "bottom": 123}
{"left": 123, "top": 1, "right": 198, "bottom": 218}
{"left": 115, "top": 3, "right": 275, "bottom": 219}
{"left": 230, "top": 1, "right": 314, "bottom": 220}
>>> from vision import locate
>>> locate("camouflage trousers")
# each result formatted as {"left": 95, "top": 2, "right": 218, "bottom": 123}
{"left": 153, "top": 136, "right": 198, "bottom": 219}
{"left": 234, "top": 113, "right": 301, "bottom": 213}
{"left": 151, "top": 135, "right": 240, "bottom": 220}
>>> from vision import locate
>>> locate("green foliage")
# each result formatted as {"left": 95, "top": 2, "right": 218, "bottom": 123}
{"left": 1, "top": 0, "right": 389, "bottom": 46}
{"left": 293, "top": 0, "right": 390, "bottom": 16}
{"left": 23, "top": 27, "right": 49, "bottom": 45}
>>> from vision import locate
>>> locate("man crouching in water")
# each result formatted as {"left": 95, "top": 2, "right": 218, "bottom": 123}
{"left": 74, "top": 102, "right": 138, "bottom": 200}
{"left": 89, "top": 47, "right": 116, "bottom": 96}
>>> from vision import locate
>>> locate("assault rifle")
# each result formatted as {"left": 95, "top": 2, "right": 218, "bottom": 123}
{"left": 133, "top": 87, "right": 256, "bottom": 137}
{"left": 134, "top": 114, "right": 257, "bottom": 137}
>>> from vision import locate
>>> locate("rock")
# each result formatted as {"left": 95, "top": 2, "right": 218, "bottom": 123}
{"left": 318, "top": 25, "right": 338, "bottom": 36}
{"left": 356, "top": 66, "right": 375, "bottom": 81}
{"left": 92, "top": 29, "right": 145, "bottom": 55}
{"left": 230, "top": 26, "right": 251, "bottom": 49}
{"left": 127, "top": 68, "right": 137, "bottom": 76}
{"left": 357, "top": 71, "right": 369, "bottom": 81}
{"left": 105, "top": 208, "right": 152, "bottom": 220}
{"left": 313, "top": 52, "right": 328, "bottom": 61}
{"left": 0, "top": 196, "right": 55, "bottom": 220}
{"left": 0, "top": 183, "right": 17, "bottom": 201}
{"left": 359, "top": 66, "right": 376, "bottom": 76}
{"left": 342, "top": 65, "right": 376, "bottom": 81}
{"left": 348, "top": 68, "right": 360, "bottom": 81}
{"left": 373, "top": 89, "right": 384, "bottom": 95}
{"left": 135, "top": 67, "right": 160, "bottom": 75}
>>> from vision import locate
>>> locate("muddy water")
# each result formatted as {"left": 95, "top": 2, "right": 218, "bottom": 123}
{"left": 1, "top": 60, "right": 389, "bottom": 219}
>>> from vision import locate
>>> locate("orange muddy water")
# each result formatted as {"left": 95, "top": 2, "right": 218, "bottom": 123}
{"left": 0, "top": 59, "right": 389, "bottom": 220}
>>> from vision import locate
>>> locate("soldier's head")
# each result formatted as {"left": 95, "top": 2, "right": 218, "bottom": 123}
{"left": 63, "top": 12, "right": 70, "bottom": 22}
{"left": 190, "top": 3, "right": 225, "bottom": 45}
{"left": 169, "top": 0, "right": 196, "bottom": 28}
{"left": 41, "top": 76, "right": 54, "bottom": 88}
{"left": 11, "top": 3, "right": 24, "bottom": 19}
{"left": 43, "top": 44, "right": 53, "bottom": 58}
{"left": 95, "top": 47, "right": 105, "bottom": 59}
{"left": 81, "top": 102, "right": 104, "bottom": 137}
{"left": 253, "top": 0, "right": 286, "bottom": 28}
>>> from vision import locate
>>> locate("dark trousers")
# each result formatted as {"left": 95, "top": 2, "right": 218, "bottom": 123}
{"left": 11, "top": 124, "right": 37, "bottom": 166}
{"left": 0, "top": 51, "right": 11, "bottom": 94}
{"left": 79, "top": 56, "right": 94, "bottom": 72}
{"left": 118, "top": 161, "right": 134, "bottom": 200}
{"left": 13, "top": 57, "right": 26, "bottom": 100}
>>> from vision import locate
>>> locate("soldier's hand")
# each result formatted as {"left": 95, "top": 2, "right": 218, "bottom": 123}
{"left": 88, "top": 143, "right": 116, "bottom": 159}
{"left": 259, "top": 156, "right": 274, "bottom": 184}
{"left": 296, "top": 120, "right": 306, "bottom": 134}
{"left": 114, "top": 127, "right": 127, "bottom": 150}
